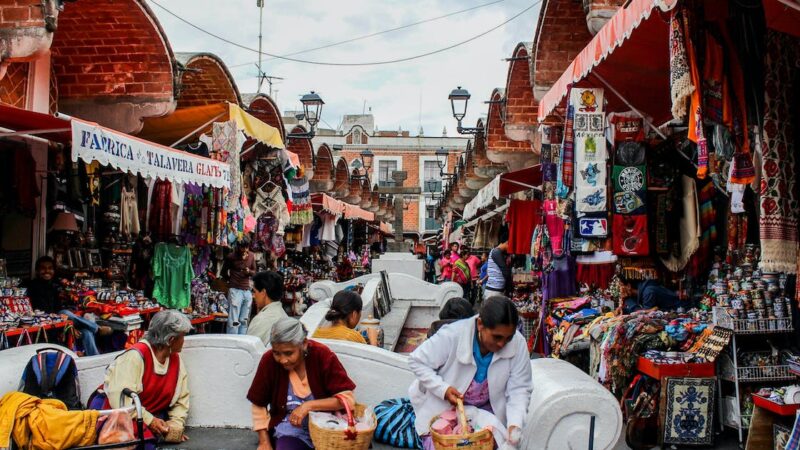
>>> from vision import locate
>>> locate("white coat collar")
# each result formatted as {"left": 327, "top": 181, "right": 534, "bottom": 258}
{"left": 455, "top": 316, "right": 518, "bottom": 365}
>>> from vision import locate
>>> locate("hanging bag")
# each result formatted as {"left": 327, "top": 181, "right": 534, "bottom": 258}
{"left": 373, "top": 398, "right": 422, "bottom": 449}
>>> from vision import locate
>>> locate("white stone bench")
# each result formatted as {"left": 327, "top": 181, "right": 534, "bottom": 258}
{"left": 0, "top": 336, "right": 621, "bottom": 449}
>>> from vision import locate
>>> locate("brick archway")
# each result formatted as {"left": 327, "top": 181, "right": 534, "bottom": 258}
{"left": 331, "top": 156, "right": 350, "bottom": 198}
{"left": 310, "top": 143, "right": 335, "bottom": 192}
{"left": 286, "top": 125, "right": 314, "bottom": 178}
{"left": 175, "top": 52, "right": 241, "bottom": 108}
{"left": 531, "top": 0, "right": 593, "bottom": 103}
{"left": 486, "top": 88, "right": 536, "bottom": 170}
{"left": 245, "top": 93, "right": 286, "bottom": 145}
{"left": 359, "top": 179, "right": 373, "bottom": 210}
{"left": 346, "top": 169, "right": 363, "bottom": 205}
{"left": 504, "top": 42, "right": 538, "bottom": 145}
{"left": 50, "top": 0, "right": 176, "bottom": 133}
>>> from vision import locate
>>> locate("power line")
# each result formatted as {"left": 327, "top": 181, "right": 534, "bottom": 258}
{"left": 150, "top": 0, "right": 539, "bottom": 67}
{"left": 228, "top": 0, "right": 508, "bottom": 68}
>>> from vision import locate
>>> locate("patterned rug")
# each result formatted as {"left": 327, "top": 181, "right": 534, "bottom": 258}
{"left": 759, "top": 30, "right": 800, "bottom": 274}
{"left": 395, "top": 328, "right": 428, "bottom": 353}
{"left": 661, "top": 377, "right": 715, "bottom": 445}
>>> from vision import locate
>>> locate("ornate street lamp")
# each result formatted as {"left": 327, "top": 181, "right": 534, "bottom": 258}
{"left": 448, "top": 86, "right": 482, "bottom": 135}
{"left": 351, "top": 149, "right": 374, "bottom": 180}
{"left": 287, "top": 91, "right": 324, "bottom": 140}
{"left": 435, "top": 147, "right": 456, "bottom": 179}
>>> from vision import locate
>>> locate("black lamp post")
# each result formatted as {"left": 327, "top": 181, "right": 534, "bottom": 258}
{"left": 448, "top": 86, "right": 482, "bottom": 135}
{"left": 435, "top": 147, "right": 456, "bottom": 179}
{"left": 287, "top": 91, "right": 324, "bottom": 141}
{"left": 351, "top": 149, "right": 374, "bottom": 180}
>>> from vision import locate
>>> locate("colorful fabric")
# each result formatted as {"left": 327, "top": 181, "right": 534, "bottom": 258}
{"left": 148, "top": 180, "right": 172, "bottom": 241}
{"left": 682, "top": 9, "right": 708, "bottom": 179}
{"left": 289, "top": 178, "right": 313, "bottom": 225}
{"left": 688, "top": 181, "right": 717, "bottom": 277}
{"left": 661, "top": 377, "right": 715, "bottom": 445}
{"left": 556, "top": 103, "right": 575, "bottom": 199}
{"left": 151, "top": 243, "right": 194, "bottom": 309}
{"left": 669, "top": 7, "right": 693, "bottom": 121}
{"left": 612, "top": 214, "right": 649, "bottom": 256}
{"left": 759, "top": 30, "right": 800, "bottom": 274}
{"left": 507, "top": 199, "right": 541, "bottom": 254}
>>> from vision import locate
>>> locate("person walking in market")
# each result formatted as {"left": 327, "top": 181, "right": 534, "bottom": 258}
{"left": 463, "top": 248, "right": 482, "bottom": 305}
{"left": 222, "top": 240, "right": 257, "bottom": 334}
{"left": 485, "top": 239, "right": 512, "bottom": 299}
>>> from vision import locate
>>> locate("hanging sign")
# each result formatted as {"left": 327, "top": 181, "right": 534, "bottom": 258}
{"left": 71, "top": 118, "right": 230, "bottom": 188}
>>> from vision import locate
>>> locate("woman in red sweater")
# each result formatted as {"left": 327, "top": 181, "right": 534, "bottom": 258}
{"left": 247, "top": 317, "right": 357, "bottom": 450}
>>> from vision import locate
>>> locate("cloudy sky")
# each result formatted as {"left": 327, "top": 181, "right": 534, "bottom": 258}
{"left": 150, "top": 0, "right": 541, "bottom": 136}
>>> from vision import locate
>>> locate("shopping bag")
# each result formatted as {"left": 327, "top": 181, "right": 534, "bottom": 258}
{"left": 97, "top": 410, "right": 136, "bottom": 450}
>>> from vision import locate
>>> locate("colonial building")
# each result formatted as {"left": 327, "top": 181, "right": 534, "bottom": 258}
{"left": 305, "top": 114, "right": 469, "bottom": 237}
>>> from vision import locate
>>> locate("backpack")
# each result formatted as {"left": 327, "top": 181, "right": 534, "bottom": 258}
{"left": 373, "top": 398, "right": 422, "bottom": 449}
{"left": 452, "top": 258, "right": 471, "bottom": 285}
{"left": 20, "top": 348, "right": 82, "bottom": 410}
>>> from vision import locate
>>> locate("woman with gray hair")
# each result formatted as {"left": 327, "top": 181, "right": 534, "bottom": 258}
{"left": 89, "top": 310, "right": 192, "bottom": 447}
{"left": 247, "top": 317, "right": 357, "bottom": 450}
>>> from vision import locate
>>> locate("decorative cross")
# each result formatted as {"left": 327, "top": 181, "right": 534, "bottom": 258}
{"left": 375, "top": 171, "right": 421, "bottom": 251}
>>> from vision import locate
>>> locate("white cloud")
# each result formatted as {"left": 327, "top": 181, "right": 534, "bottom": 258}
{"left": 151, "top": 0, "right": 541, "bottom": 136}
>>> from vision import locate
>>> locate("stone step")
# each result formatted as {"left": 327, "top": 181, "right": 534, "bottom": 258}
{"left": 380, "top": 301, "right": 413, "bottom": 352}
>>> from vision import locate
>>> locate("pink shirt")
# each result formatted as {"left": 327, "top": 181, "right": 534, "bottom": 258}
{"left": 465, "top": 255, "right": 481, "bottom": 281}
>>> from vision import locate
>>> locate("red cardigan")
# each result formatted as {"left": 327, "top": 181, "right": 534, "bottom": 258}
{"left": 247, "top": 340, "right": 356, "bottom": 430}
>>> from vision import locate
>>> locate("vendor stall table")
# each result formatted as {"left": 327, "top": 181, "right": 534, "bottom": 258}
{"left": 637, "top": 356, "right": 716, "bottom": 380}
{"left": 4, "top": 320, "right": 71, "bottom": 337}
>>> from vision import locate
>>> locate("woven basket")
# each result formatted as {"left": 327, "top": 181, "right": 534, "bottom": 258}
{"left": 430, "top": 399, "right": 494, "bottom": 450}
{"left": 309, "top": 395, "right": 376, "bottom": 450}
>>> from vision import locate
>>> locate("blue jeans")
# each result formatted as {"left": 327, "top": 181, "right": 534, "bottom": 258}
{"left": 227, "top": 288, "right": 253, "bottom": 334}
{"left": 60, "top": 310, "right": 100, "bottom": 356}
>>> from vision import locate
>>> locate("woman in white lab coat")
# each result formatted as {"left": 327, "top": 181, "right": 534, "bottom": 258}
{"left": 408, "top": 296, "right": 532, "bottom": 449}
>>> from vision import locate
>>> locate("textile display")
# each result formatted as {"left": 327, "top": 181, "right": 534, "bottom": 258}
{"left": 544, "top": 200, "right": 567, "bottom": 257}
{"left": 576, "top": 262, "right": 615, "bottom": 290}
{"left": 758, "top": 30, "right": 799, "bottom": 274}
{"left": 669, "top": 7, "right": 693, "bottom": 121}
{"left": 289, "top": 178, "right": 313, "bottom": 225}
{"left": 120, "top": 186, "right": 140, "bottom": 236}
{"left": 577, "top": 215, "right": 608, "bottom": 238}
{"left": 507, "top": 199, "right": 541, "bottom": 255}
{"left": 572, "top": 88, "right": 607, "bottom": 213}
{"left": 682, "top": 8, "right": 708, "bottom": 179}
{"left": 661, "top": 176, "right": 700, "bottom": 272}
{"left": 151, "top": 243, "right": 194, "bottom": 309}
{"left": 556, "top": 102, "right": 575, "bottom": 199}
{"left": 148, "top": 179, "right": 172, "bottom": 241}
{"left": 659, "top": 377, "right": 715, "bottom": 445}
{"left": 687, "top": 180, "right": 717, "bottom": 277}
{"left": 607, "top": 112, "right": 647, "bottom": 144}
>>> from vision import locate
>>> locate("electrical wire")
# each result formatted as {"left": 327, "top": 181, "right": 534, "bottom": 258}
{"left": 150, "top": 0, "right": 540, "bottom": 67}
{"left": 227, "top": 0, "right": 509, "bottom": 68}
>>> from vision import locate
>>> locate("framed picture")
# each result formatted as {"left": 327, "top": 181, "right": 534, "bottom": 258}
{"left": 87, "top": 249, "right": 102, "bottom": 268}
{"left": 68, "top": 248, "right": 84, "bottom": 269}
{"left": 53, "top": 250, "right": 68, "bottom": 269}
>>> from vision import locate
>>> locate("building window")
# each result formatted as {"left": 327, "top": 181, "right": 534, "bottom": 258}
{"left": 378, "top": 160, "right": 397, "bottom": 187}
{"left": 353, "top": 129, "right": 361, "bottom": 143}
{"left": 423, "top": 160, "right": 441, "bottom": 192}
{"left": 425, "top": 205, "right": 440, "bottom": 230}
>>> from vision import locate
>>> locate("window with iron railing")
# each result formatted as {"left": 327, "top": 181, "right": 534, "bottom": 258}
{"left": 378, "top": 160, "right": 397, "bottom": 187}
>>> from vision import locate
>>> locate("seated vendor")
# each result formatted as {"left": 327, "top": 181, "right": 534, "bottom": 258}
{"left": 427, "top": 297, "right": 474, "bottom": 338}
{"left": 247, "top": 271, "right": 289, "bottom": 346}
{"left": 619, "top": 278, "right": 692, "bottom": 314}
{"left": 312, "top": 291, "right": 370, "bottom": 345}
{"left": 409, "top": 296, "right": 531, "bottom": 449}
{"left": 248, "top": 317, "right": 357, "bottom": 450}
{"left": 90, "top": 310, "right": 191, "bottom": 446}
{"left": 24, "top": 256, "right": 111, "bottom": 355}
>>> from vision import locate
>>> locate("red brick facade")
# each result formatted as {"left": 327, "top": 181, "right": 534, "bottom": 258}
{"left": 486, "top": 88, "right": 531, "bottom": 159}
{"left": 332, "top": 157, "right": 350, "bottom": 197}
{"left": 49, "top": 0, "right": 175, "bottom": 132}
{"left": 286, "top": 126, "right": 314, "bottom": 173}
{"left": 176, "top": 53, "right": 240, "bottom": 109}
{"left": 0, "top": 0, "right": 55, "bottom": 63}
{"left": 0, "top": 61, "right": 28, "bottom": 107}
{"left": 503, "top": 43, "right": 538, "bottom": 147}
{"left": 532, "top": 0, "right": 593, "bottom": 104}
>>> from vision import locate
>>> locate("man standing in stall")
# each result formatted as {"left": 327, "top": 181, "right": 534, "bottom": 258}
{"left": 222, "top": 240, "right": 257, "bottom": 334}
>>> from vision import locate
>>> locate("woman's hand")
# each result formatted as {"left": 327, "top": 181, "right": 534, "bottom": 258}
{"left": 289, "top": 403, "right": 310, "bottom": 427}
{"left": 149, "top": 417, "right": 170, "bottom": 436}
{"left": 507, "top": 425, "right": 521, "bottom": 446}
{"left": 444, "top": 386, "right": 463, "bottom": 406}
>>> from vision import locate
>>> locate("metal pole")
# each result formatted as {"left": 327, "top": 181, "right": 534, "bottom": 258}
{"left": 169, "top": 112, "right": 226, "bottom": 148}
{"left": 588, "top": 415, "right": 596, "bottom": 450}
{"left": 257, "top": 0, "right": 264, "bottom": 93}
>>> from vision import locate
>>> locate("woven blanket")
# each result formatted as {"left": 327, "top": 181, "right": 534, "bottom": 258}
{"left": 759, "top": 30, "right": 800, "bottom": 274}
{"left": 556, "top": 104, "right": 574, "bottom": 199}
{"left": 669, "top": 7, "right": 694, "bottom": 121}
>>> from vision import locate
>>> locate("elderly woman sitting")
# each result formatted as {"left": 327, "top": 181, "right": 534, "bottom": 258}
{"left": 248, "top": 317, "right": 357, "bottom": 450}
{"left": 89, "top": 310, "right": 192, "bottom": 446}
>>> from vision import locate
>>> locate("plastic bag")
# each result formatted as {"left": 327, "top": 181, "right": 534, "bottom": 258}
{"left": 97, "top": 410, "right": 136, "bottom": 450}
